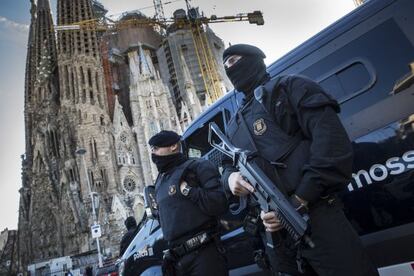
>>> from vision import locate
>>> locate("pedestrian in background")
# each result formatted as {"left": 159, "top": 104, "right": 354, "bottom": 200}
{"left": 119, "top": 216, "right": 138, "bottom": 256}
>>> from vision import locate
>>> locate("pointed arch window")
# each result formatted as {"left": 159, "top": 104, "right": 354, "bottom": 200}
{"left": 65, "top": 65, "right": 70, "bottom": 99}
{"left": 89, "top": 138, "right": 98, "bottom": 162}
{"left": 70, "top": 69, "right": 76, "bottom": 104}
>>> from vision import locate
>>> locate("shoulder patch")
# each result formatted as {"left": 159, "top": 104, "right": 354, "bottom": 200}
{"left": 253, "top": 118, "right": 267, "bottom": 135}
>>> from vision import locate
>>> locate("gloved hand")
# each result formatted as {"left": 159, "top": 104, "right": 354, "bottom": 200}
{"left": 228, "top": 171, "right": 255, "bottom": 196}
{"left": 260, "top": 210, "right": 283, "bottom": 232}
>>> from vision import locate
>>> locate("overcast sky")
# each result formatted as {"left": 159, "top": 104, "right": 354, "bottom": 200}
{"left": 0, "top": 0, "right": 356, "bottom": 231}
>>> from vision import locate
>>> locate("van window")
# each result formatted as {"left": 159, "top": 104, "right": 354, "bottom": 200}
{"left": 185, "top": 110, "right": 229, "bottom": 169}
{"left": 188, "top": 148, "right": 202, "bottom": 158}
{"left": 318, "top": 59, "right": 375, "bottom": 103}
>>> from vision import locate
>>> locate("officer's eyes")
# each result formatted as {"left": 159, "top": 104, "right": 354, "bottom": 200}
{"left": 224, "top": 56, "right": 242, "bottom": 69}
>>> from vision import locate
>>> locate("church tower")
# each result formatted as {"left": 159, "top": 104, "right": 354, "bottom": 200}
{"left": 178, "top": 49, "right": 203, "bottom": 129}
{"left": 56, "top": 0, "right": 122, "bottom": 256}
{"left": 113, "top": 96, "right": 144, "bottom": 221}
{"left": 18, "top": 0, "right": 68, "bottom": 266}
{"left": 129, "top": 44, "right": 182, "bottom": 183}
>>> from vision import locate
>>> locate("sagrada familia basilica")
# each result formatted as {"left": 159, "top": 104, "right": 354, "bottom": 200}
{"left": 15, "top": 0, "right": 231, "bottom": 270}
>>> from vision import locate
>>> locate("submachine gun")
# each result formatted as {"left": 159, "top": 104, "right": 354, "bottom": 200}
{"left": 208, "top": 122, "right": 315, "bottom": 249}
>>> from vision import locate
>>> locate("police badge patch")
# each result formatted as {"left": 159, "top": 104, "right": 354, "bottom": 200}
{"left": 253, "top": 118, "right": 267, "bottom": 135}
{"left": 168, "top": 185, "right": 176, "bottom": 196}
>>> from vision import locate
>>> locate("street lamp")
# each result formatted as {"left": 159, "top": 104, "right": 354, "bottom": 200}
{"left": 76, "top": 148, "right": 103, "bottom": 268}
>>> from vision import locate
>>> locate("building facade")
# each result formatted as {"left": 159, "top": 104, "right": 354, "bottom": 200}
{"left": 18, "top": 0, "right": 230, "bottom": 271}
{"left": 157, "top": 12, "right": 233, "bottom": 123}
{"left": 19, "top": 0, "right": 134, "bottom": 269}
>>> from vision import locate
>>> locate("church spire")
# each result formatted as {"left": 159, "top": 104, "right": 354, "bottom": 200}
{"left": 178, "top": 50, "right": 202, "bottom": 121}
{"left": 26, "top": 0, "right": 57, "bottom": 105}
{"left": 34, "top": 0, "right": 57, "bottom": 68}
{"left": 139, "top": 44, "right": 153, "bottom": 78}
{"left": 57, "top": 0, "right": 100, "bottom": 57}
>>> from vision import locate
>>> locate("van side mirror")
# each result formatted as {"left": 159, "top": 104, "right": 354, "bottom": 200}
{"left": 144, "top": 186, "right": 158, "bottom": 219}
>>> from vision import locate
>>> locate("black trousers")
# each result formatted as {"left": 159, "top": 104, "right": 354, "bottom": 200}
{"left": 174, "top": 242, "right": 228, "bottom": 276}
{"left": 267, "top": 199, "right": 379, "bottom": 276}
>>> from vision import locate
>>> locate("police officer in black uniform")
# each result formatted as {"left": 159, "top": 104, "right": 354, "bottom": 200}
{"left": 221, "top": 44, "right": 378, "bottom": 276}
{"left": 148, "top": 130, "right": 229, "bottom": 276}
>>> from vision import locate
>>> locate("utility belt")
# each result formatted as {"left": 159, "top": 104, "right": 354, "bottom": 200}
{"left": 166, "top": 230, "right": 217, "bottom": 259}
{"left": 162, "top": 230, "right": 220, "bottom": 276}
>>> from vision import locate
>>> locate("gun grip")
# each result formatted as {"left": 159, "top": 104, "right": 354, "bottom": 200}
{"left": 264, "top": 231, "right": 282, "bottom": 249}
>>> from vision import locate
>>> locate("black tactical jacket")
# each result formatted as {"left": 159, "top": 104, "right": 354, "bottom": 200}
{"left": 119, "top": 227, "right": 138, "bottom": 256}
{"left": 155, "top": 158, "right": 228, "bottom": 242}
{"left": 222, "top": 75, "right": 353, "bottom": 204}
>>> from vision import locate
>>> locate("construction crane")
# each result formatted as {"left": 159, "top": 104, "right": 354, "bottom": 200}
{"left": 153, "top": 0, "right": 167, "bottom": 35}
{"left": 354, "top": 0, "right": 366, "bottom": 6}
{"left": 173, "top": 2, "right": 264, "bottom": 104}
{"left": 54, "top": 12, "right": 264, "bottom": 35}
{"left": 55, "top": 6, "right": 264, "bottom": 105}
{"left": 148, "top": 0, "right": 263, "bottom": 104}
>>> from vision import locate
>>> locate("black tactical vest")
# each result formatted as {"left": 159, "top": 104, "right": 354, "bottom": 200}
{"left": 155, "top": 159, "right": 214, "bottom": 242}
{"left": 226, "top": 78, "right": 311, "bottom": 195}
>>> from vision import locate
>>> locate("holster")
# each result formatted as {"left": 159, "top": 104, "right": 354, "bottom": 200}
{"left": 162, "top": 249, "right": 177, "bottom": 276}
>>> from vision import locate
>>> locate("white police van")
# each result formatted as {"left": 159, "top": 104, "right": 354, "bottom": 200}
{"left": 181, "top": 0, "right": 414, "bottom": 274}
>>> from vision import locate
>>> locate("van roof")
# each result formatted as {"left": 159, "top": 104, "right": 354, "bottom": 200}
{"left": 182, "top": 0, "right": 396, "bottom": 139}
{"left": 267, "top": 0, "right": 395, "bottom": 76}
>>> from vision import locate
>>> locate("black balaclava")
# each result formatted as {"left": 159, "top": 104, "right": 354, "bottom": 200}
{"left": 223, "top": 44, "right": 269, "bottom": 98}
{"left": 148, "top": 130, "right": 187, "bottom": 173}
{"left": 151, "top": 152, "right": 187, "bottom": 173}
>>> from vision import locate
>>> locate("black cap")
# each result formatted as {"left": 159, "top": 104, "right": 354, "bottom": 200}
{"left": 148, "top": 130, "right": 181, "bottom": 147}
{"left": 223, "top": 44, "right": 266, "bottom": 62}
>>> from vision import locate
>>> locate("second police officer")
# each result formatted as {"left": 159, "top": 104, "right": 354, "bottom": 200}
{"left": 220, "top": 44, "right": 378, "bottom": 276}
{"left": 148, "top": 130, "right": 229, "bottom": 276}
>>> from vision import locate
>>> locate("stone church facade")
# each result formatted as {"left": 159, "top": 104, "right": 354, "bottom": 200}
{"left": 18, "top": 0, "right": 230, "bottom": 271}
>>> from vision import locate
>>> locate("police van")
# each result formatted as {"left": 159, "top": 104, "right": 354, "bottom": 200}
{"left": 119, "top": 0, "right": 414, "bottom": 274}
{"left": 182, "top": 0, "right": 414, "bottom": 274}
